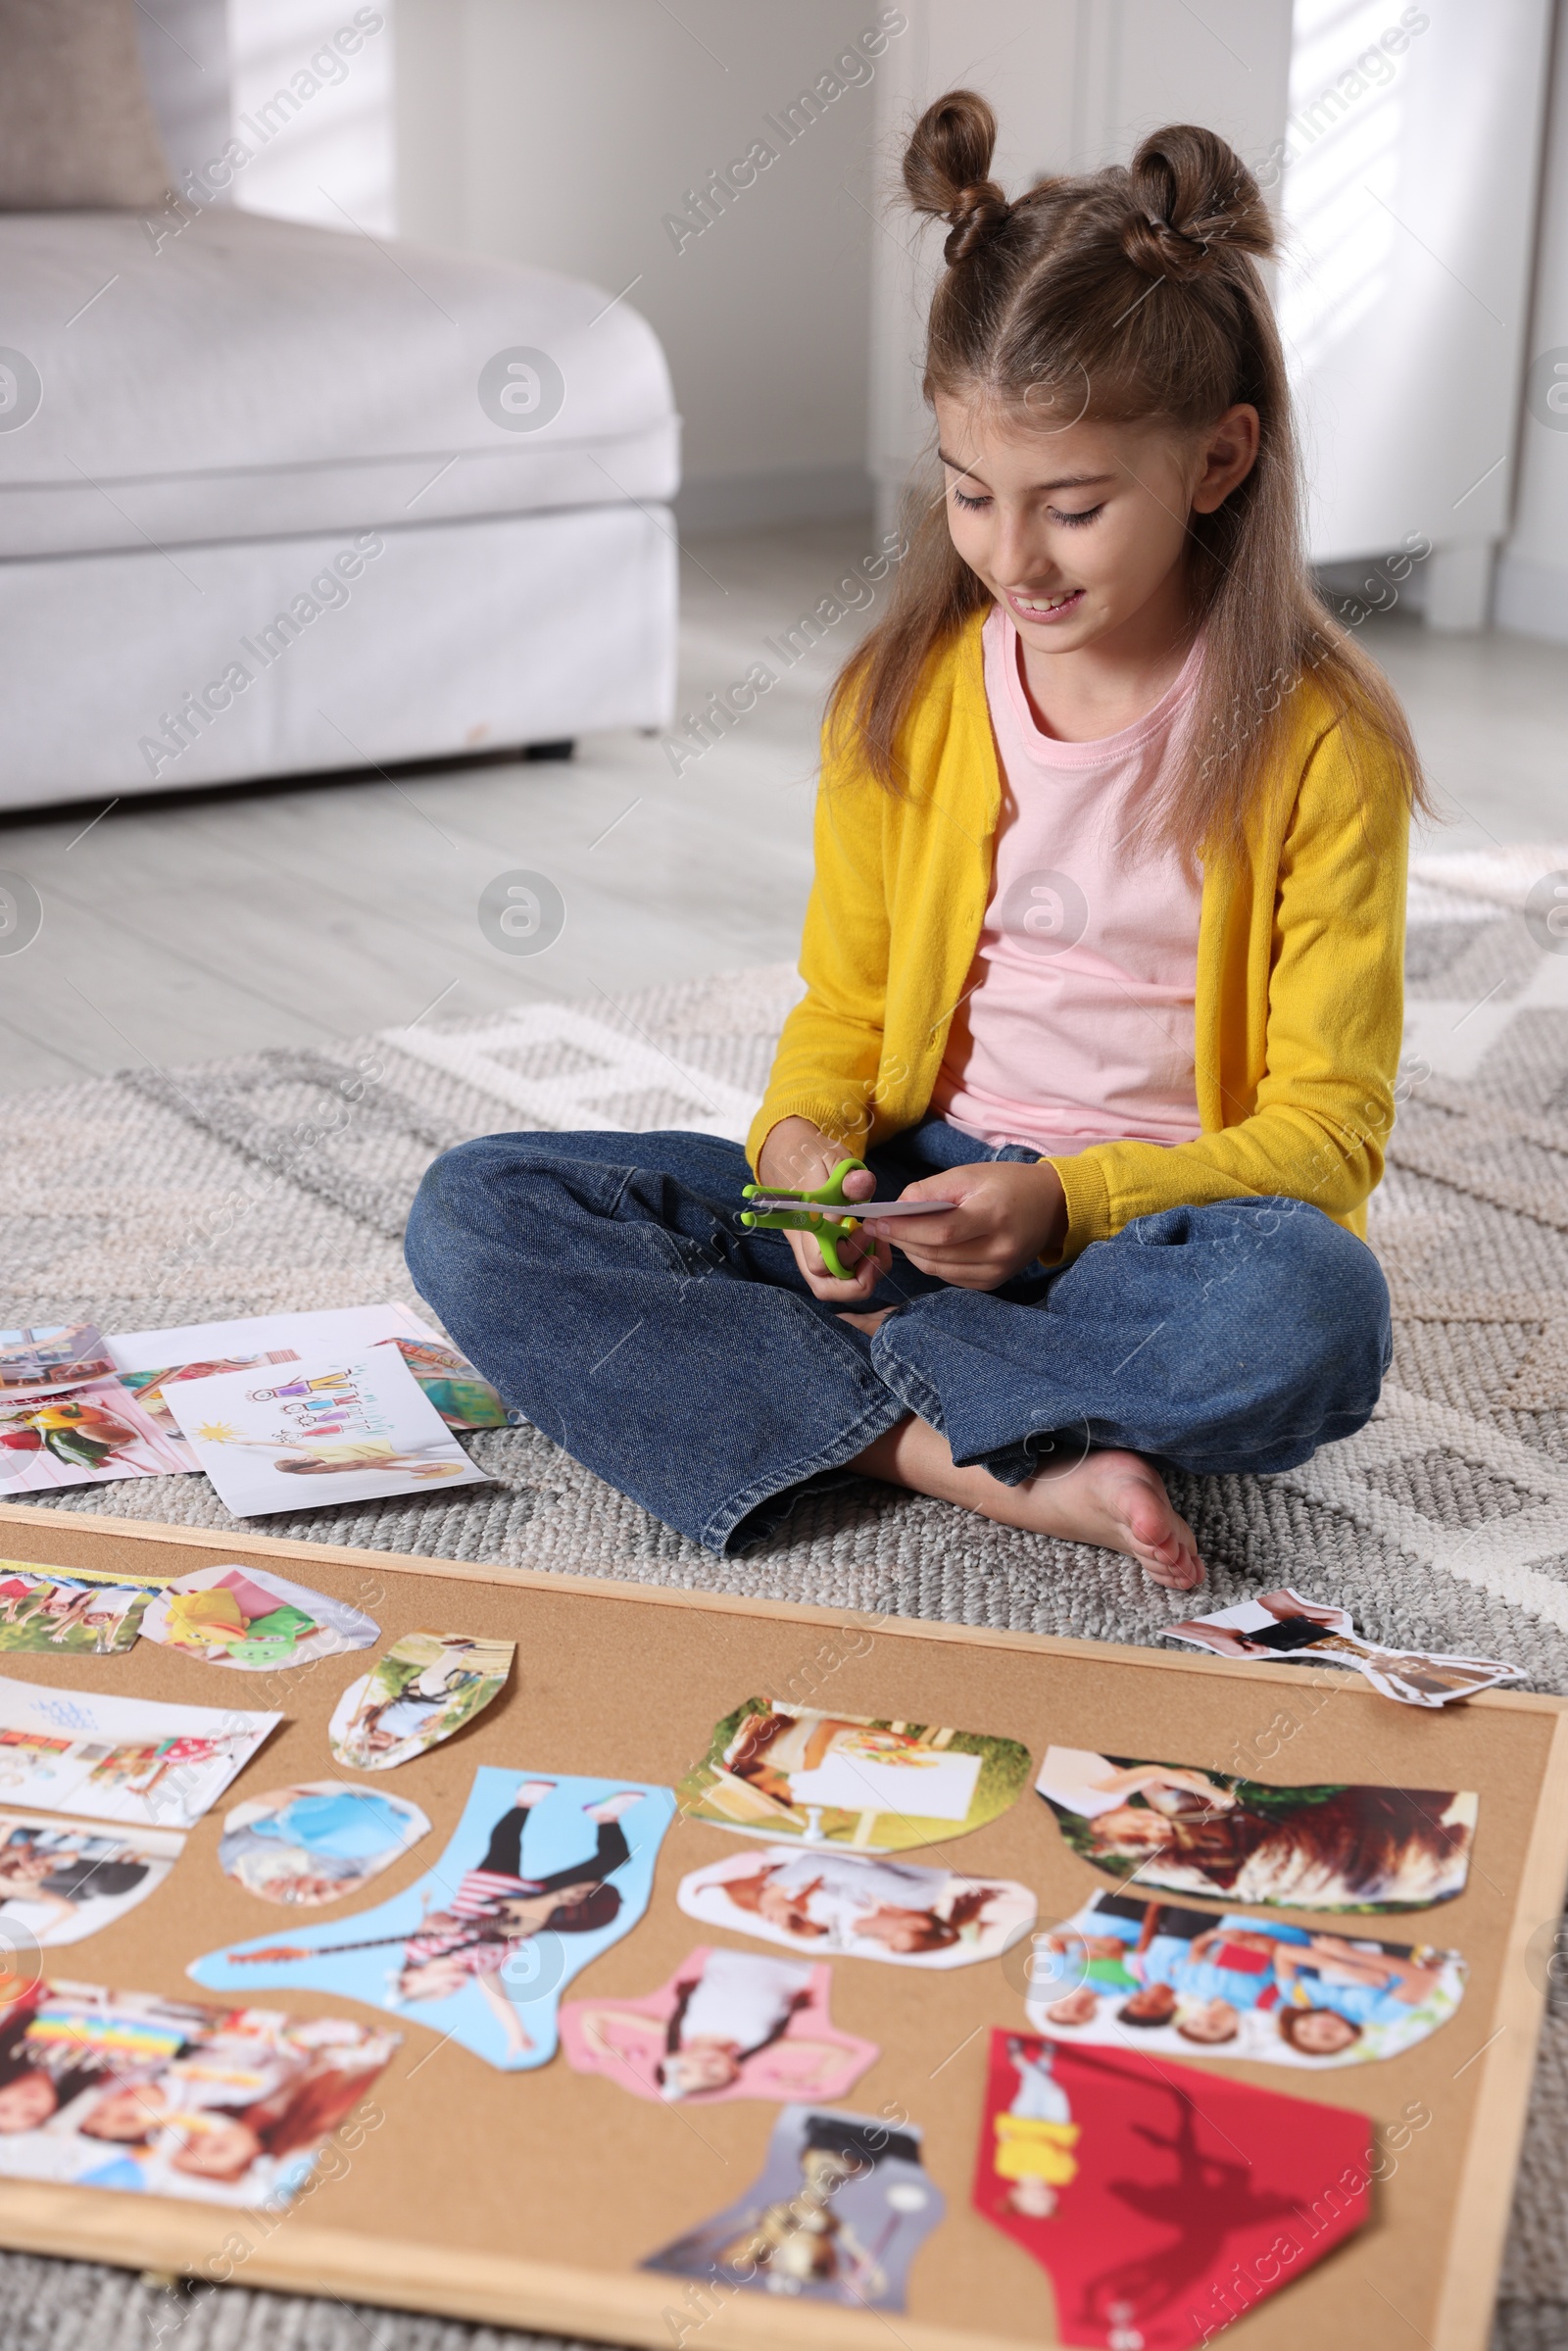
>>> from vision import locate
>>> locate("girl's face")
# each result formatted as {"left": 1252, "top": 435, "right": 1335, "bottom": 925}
{"left": 1290, "top": 2008, "right": 1359, "bottom": 2056}
{"left": 933, "top": 393, "right": 1258, "bottom": 659}
{"left": 0, "top": 2071, "right": 57, "bottom": 2132}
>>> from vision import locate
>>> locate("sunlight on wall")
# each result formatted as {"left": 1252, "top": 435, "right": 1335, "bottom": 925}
{"left": 228, "top": 0, "right": 396, "bottom": 236}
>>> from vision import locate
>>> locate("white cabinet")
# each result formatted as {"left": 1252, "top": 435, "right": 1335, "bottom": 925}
{"left": 867, "top": 0, "right": 1552, "bottom": 630}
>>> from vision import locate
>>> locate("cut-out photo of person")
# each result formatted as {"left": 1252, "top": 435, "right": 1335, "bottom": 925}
{"left": 677, "top": 1698, "right": 1030, "bottom": 1852}
{"left": 678, "top": 1843, "right": 1036, "bottom": 1968}
{"left": 974, "top": 2030, "right": 1371, "bottom": 2347}
{"left": 0, "top": 1977, "right": 396, "bottom": 2207}
{"left": 561, "top": 1945, "right": 878, "bottom": 2105}
{"left": 142, "top": 1563, "right": 379, "bottom": 1673}
{"left": 191, "top": 1768, "right": 675, "bottom": 2071}
{"left": 1025, "top": 1890, "right": 1466, "bottom": 2068}
{"left": 328, "top": 1631, "right": 512, "bottom": 1770}
{"left": 219, "top": 1783, "right": 430, "bottom": 1907}
{"left": 1036, "top": 1747, "right": 1477, "bottom": 1911}
{"left": 0, "top": 1814, "right": 183, "bottom": 1947}
{"left": 0, "top": 1567, "right": 157, "bottom": 1656}
{"left": 1162, "top": 1587, "right": 1523, "bottom": 1708}
{"left": 644, "top": 2104, "right": 944, "bottom": 2310}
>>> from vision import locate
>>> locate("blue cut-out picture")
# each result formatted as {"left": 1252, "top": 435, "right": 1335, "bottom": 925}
{"left": 189, "top": 1768, "right": 675, "bottom": 2071}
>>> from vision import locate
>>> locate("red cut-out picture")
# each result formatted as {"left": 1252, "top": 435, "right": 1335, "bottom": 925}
{"left": 972, "top": 2030, "right": 1372, "bottom": 2349}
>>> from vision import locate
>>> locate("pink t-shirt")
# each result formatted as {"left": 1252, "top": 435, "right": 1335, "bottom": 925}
{"left": 932, "top": 606, "right": 1204, "bottom": 1160}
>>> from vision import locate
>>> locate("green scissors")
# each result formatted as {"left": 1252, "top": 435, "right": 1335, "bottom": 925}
{"left": 739, "top": 1156, "right": 872, "bottom": 1280}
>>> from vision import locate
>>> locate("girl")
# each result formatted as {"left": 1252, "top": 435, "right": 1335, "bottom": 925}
{"left": 407, "top": 98, "right": 1418, "bottom": 1584}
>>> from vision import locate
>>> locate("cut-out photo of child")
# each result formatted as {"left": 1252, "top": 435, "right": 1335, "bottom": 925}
{"left": 678, "top": 1843, "right": 1036, "bottom": 1969}
{"left": 0, "top": 1569, "right": 155, "bottom": 1656}
{"left": 0, "top": 1979, "right": 396, "bottom": 2206}
{"left": 327, "top": 1631, "right": 513, "bottom": 1771}
{"left": 561, "top": 1944, "right": 879, "bottom": 2105}
{"left": 1025, "top": 1890, "right": 1466, "bottom": 2068}
{"left": 192, "top": 1768, "right": 676, "bottom": 2072}
{"left": 993, "top": 2035, "right": 1080, "bottom": 2220}
{"left": 973, "top": 2030, "right": 1371, "bottom": 2344}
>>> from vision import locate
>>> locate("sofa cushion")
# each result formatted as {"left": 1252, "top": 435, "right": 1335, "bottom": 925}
{"left": 0, "top": 209, "right": 678, "bottom": 557}
{"left": 0, "top": 0, "right": 170, "bottom": 210}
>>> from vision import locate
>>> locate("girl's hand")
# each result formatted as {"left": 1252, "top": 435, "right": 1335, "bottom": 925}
{"left": 754, "top": 1118, "right": 892, "bottom": 1303}
{"left": 860, "top": 1161, "right": 1067, "bottom": 1291}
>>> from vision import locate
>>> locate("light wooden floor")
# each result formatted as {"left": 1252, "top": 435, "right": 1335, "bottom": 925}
{"left": 0, "top": 520, "right": 1564, "bottom": 1097}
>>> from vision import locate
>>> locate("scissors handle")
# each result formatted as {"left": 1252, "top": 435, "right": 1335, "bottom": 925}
{"left": 739, "top": 1156, "right": 866, "bottom": 1280}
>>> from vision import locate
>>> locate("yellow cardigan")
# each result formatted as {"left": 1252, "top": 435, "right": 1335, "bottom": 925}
{"left": 748, "top": 609, "right": 1409, "bottom": 1262}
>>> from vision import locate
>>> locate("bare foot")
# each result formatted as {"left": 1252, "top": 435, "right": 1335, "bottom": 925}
{"left": 837, "top": 1307, "right": 897, "bottom": 1337}
{"left": 853, "top": 1416, "right": 1203, "bottom": 1592}
{"left": 514, "top": 1781, "right": 555, "bottom": 1808}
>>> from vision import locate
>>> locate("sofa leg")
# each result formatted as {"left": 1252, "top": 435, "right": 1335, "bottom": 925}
{"left": 522, "top": 739, "right": 575, "bottom": 762}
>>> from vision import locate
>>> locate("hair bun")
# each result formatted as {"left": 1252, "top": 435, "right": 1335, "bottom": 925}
{"left": 904, "top": 89, "right": 1010, "bottom": 265}
{"left": 1122, "top": 124, "right": 1273, "bottom": 282}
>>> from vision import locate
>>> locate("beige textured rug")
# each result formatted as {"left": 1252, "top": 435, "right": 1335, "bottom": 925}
{"left": 3, "top": 847, "right": 1567, "bottom": 2350}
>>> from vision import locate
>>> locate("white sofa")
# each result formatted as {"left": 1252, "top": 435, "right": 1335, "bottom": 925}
{"left": 0, "top": 33, "right": 678, "bottom": 811}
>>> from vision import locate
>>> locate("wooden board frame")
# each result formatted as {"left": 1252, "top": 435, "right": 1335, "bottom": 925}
{"left": 0, "top": 1501, "right": 1563, "bottom": 2351}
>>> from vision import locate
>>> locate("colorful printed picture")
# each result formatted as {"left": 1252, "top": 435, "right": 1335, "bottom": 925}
{"left": 0, "top": 1978, "right": 396, "bottom": 2207}
{"left": 560, "top": 1946, "right": 878, "bottom": 2106}
{"left": 0, "top": 1678, "right": 280, "bottom": 1832}
{"left": 141, "top": 1562, "right": 379, "bottom": 1673}
{"left": 328, "top": 1631, "right": 513, "bottom": 1771}
{"left": 378, "top": 1338, "right": 512, "bottom": 1431}
{"left": 1035, "top": 1748, "right": 1477, "bottom": 1913}
{"left": 0, "top": 1379, "right": 186, "bottom": 1495}
{"left": 677, "top": 1699, "right": 1031, "bottom": 1852}
{"left": 0, "top": 1325, "right": 115, "bottom": 1394}
{"left": 678, "top": 1844, "right": 1036, "bottom": 1969}
{"left": 190, "top": 1768, "right": 675, "bottom": 2072}
{"left": 164, "top": 1347, "right": 489, "bottom": 1518}
{"left": 0, "top": 1566, "right": 157, "bottom": 1655}
{"left": 104, "top": 1301, "right": 439, "bottom": 1378}
{"left": 0, "top": 1814, "right": 183, "bottom": 1948}
{"left": 117, "top": 1353, "right": 301, "bottom": 1468}
{"left": 644, "top": 2104, "right": 944, "bottom": 2310}
{"left": 974, "top": 2032, "right": 1370, "bottom": 2349}
{"left": 220, "top": 1782, "right": 430, "bottom": 1907}
{"left": 1025, "top": 1890, "right": 1466, "bottom": 2069}
{"left": 1163, "top": 1587, "right": 1524, "bottom": 1709}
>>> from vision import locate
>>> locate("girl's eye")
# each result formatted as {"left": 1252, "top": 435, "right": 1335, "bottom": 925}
{"left": 951, "top": 486, "right": 990, "bottom": 512}
{"left": 1051, "top": 505, "right": 1103, "bottom": 528}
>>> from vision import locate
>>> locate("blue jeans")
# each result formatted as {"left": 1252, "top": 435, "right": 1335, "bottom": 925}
{"left": 405, "top": 1117, "right": 1392, "bottom": 1556}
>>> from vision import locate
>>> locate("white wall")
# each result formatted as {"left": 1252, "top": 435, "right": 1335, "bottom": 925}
{"left": 1498, "top": 1, "right": 1568, "bottom": 642}
{"left": 1278, "top": 0, "right": 1552, "bottom": 624}
{"left": 395, "top": 0, "right": 882, "bottom": 526}
{"left": 228, "top": 0, "right": 397, "bottom": 237}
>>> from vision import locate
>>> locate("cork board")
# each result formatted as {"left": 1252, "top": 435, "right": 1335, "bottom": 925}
{"left": 0, "top": 1501, "right": 1564, "bottom": 2351}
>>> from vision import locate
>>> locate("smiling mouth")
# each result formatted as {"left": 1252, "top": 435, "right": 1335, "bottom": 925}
{"left": 1004, "top": 585, "right": 1085, "bottom": 620}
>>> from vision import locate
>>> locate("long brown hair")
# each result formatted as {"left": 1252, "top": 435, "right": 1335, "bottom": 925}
{"left": 831, "top": 92, "right": 1426, "bottom": 858}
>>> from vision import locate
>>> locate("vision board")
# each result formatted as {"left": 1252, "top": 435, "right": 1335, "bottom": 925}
{"left": 0, "top": 1502, "right": 1562, "bottom": 2351}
